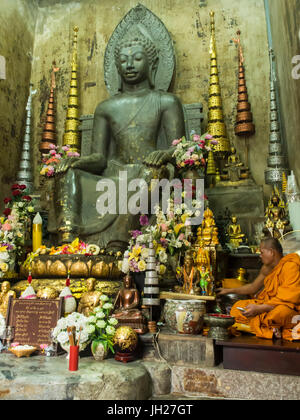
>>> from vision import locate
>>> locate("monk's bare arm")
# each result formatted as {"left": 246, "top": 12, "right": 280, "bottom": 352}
{"left": 217, "top": 265, "right": 272, "bottom": 296}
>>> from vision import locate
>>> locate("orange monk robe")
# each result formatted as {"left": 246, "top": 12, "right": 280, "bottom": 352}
{"left": 231, "top": 253, "right": 300, "bottom": 341}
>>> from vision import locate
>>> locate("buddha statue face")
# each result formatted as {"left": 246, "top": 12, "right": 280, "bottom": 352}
{"left": 1, "top": 281, "right": 10, "bottom": 293}
{"left": 123, "top": 274, "right": 133, "bottom": 289}
{"left": 86, "top": 278, "right": 96, "bottom": 292}
{"left": 231, "top": 216, "right": 237, "bottom": 224}
{"left": 115, "top": 30, "right": 159, "bottom": 89}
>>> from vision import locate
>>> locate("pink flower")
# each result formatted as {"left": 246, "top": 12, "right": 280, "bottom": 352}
{"left": 178, "top": 233, "right": 185, "bottom": 241}
{"left": 184, "top": 159, "right": 195, "bottom": 166}
{"left": 205, "top": 134, "right": 213, "bottom": 140}
{"left": 160, "top": 223, "right": 168, "bottom": 232}
{"left": 192, "top": 134, "right": 201, "bottom": 142}
{"left": 49, "top": 143, "right": 57, "bottom": 150}
{"left": 160, "top": 238, "right": 168, "bottom": 247}
{"left": 49, "top": 150, "right": 56, "bottom": 155}
{"left": 62, "top": 146, "right": 70, "bottom": 152}
{"left": 54, "top": 154, "right": 61, "bottom": 159}
{"left": 172, "top": 139, "right": 181, "bottom": 146}
{"left": 46, "top": 166, "right": 55, "bottom": 177}
{"left": 2, "top": 223, "right": 12, "bottom": 231}
{"left": 139, "top": 215, "right": 149, "bottom": 226}
{"left": 188, "top": 147, "right": 195, "bottom": 153}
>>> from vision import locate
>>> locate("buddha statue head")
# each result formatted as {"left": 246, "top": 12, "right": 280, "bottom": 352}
{"left": 114, "top": 25, "right": 159, "bottom": 90}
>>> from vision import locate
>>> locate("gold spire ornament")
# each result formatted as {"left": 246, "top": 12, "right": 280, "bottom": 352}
{"left": 207, "top": 11, "right": 230, "bottom": 159}
{"left": 63, "top": 26, "right": 80, "bottom": 153}
{"left": 40, "top": 62, "right": 60, "bottom": 155}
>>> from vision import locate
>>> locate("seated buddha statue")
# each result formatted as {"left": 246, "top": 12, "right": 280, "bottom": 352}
{"left": 77, "top": 277, "right": 102, "bottom": 317}
{"left": 197, "top": 208, "right": 219, "bottom": 247}
{"left": 263, "top": 187, "right": 292, "bottom": 239}
{"left": 227, "top": 215, "right": 246, "bottom": 248}
{"left": 48, "top": 24, "right": 185, "bottom": 250}
{"left": 112, "top": 273, "right": 147, "bottom": 334}
{"left": 221, "top": 146, "right": 250, "bottom": 183}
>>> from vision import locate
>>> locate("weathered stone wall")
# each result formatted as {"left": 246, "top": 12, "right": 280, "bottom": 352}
{"left": 268, "top": 0, "right": 300, "bottom": 188}
{"left": 30, "top": 0, "right": 271, "bottom": 197}
{"left": 0, "top": 0, "right": 38, "bottom": 209}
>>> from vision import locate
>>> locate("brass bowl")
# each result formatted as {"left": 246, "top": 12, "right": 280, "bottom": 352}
{"left": 204, "top": 313, "right": 235, "bottom": 340}
{"left": 9, "top": 346, "right": 38, "bottom": 358}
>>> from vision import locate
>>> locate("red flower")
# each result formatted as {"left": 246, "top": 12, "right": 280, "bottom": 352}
{"left": 11, "top": 184, "right": 20, "bottom": 190}
{"left": 3, "top": 197, "right": 12, "bottom": 204}
{"left": 3, "top": 208, "right": 11, "bottom": 217}
{"left": 12, "top": 190, "right": 21, "bottom": 196}
{"left": 19, "top": 184, "right": 27, "bottom": 190}
{"left": 22, "top": 195, "right": 32, "bottom": 201}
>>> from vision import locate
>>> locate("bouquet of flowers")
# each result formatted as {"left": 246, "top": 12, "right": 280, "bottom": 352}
{"left": 48, "top": 237, "right": 88, "bottom": 255}
{"left": 40, "top": 144, "right": 80, "bottom": 177}
{"left": 172, "top": 132, "right": 218, "bottom": 172}
{"left": 0, "top": 184, "right": 35, "bottom": 276}
{"left": 52, "top": 312, "right": 91, "bottom": 351}
{"left": 86, "top": 295, "right": 117, "bottom": 354}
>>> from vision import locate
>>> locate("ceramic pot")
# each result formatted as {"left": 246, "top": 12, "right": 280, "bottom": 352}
{"left": 163, "top": 299, "right": 206, "bottom": 334}
{"left": 91, "top": 341, "right": 109, "bottom": 361}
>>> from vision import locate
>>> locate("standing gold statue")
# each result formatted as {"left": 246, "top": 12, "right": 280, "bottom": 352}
{"left": 197, "top": 208, "right": 219, "bottom": 247}
{"left": 0, "top": 281, "right": 16, "bottom": 318}
{"left": 77, "top": 277, "right": 101, "bottom": 316}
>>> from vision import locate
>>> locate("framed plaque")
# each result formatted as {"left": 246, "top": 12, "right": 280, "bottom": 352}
{"left": 6, "top": 296, "right": 63, "bottom": 353}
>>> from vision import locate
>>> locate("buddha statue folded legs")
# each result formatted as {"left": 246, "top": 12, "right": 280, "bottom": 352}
{"left": 48, "top": 24, "right": 185, "bottom": 250}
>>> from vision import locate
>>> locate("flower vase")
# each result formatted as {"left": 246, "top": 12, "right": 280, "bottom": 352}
{"left": 91, "top": 341, "right": 109, "bottom": 361}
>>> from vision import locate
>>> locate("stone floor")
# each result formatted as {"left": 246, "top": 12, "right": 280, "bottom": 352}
{"left": 0, "top": 351, "right": 299, "bottom": 400}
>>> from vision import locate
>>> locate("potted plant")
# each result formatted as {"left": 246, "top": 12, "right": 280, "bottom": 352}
{"left": 87, "top": 295, "right": 117, "bottom": 360}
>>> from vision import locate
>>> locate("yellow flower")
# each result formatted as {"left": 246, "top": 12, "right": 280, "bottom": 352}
{"left": 40, "top": 168, "right": 47, "bottom": 175}
{"left": 155, "top": 245, "right": 165, "bottom": 255}
{"left": 129, "top": 246, "right": 142, "bottom": 261}
{"left": 181, "top": 214, "right": 188, "bottom": 224}
{"left": 0, "top": 246, "right": 7, "bottom": 252}
{"left": 137, "top": 260, "right": 146, "bottom": 271}
{"left": 174, "top": 223, "right": 184, "bottom": 235}
{"left": 0, "top": 217, "right": 5, "bottom": 224}
{"left": 0, "top": 262, "right": 8, "bottom": 272}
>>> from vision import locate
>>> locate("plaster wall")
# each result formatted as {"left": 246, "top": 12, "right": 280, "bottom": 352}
{"left": 0, "top": 0, "right": 38, "bottom": 207}
{"left": 268, "top": 0, "right": 300, "bottom": 188}
{"left": 30, "top": 0, "right": 271, "bottom": 197}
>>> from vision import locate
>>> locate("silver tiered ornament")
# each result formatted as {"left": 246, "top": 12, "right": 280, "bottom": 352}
{"left": 143, "top": 237, "right": 160, "bottom": 308}
{"left": 16, "top": 84, "right": 37, "bottom": 193}
{"left": 264, "top": 49, "right": 287, "bottom": 187}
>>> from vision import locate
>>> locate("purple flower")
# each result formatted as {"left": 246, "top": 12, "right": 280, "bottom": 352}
{"left": 139, "top": 215, "right": 149, "bottom": 226}
{"left": 210, "top": 139, "right": 218, "bottom": 145}
{"left": 131, "top": 230, "right": 142, "bottom": 239}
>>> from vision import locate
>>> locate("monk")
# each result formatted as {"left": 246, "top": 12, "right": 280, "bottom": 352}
{"left": 217, "top": 238, "right": 300, "bottom": 341}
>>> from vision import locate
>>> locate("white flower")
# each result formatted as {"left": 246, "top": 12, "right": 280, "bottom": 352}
{"left": 141, "top": 248, "right": 149, "bottom": 259}
{"left": 103, "top": 303, "right": 113, "bottom": 310}
{"left": 96, "top": 320, "right": 106, "bottom": 329}
{"left": 108, "top": 317, "right": 118, "bottom": 326}
{"left": 88, "top": 316, "right": 97, "bottom": 324}
{"left": 0, "top": 314, "right": 6, "bottom": 336}
{"left": 87, "top": 325, "right": 95, "bottom": 334}
{"left": 106, "top": 326, "right": 116, "bottom": 336}
{"left": 79, "top": 331, "right": 89, "bottom": 344}
{"left": 100, "top": 294, "right": 109, "bottom": 302}
{"left": 18, "top": 202, "right": 24, "bottom": 208}
{"left": 96, "top": 311, "right": 105, "bottom": 319}
{"left": 57, "top": 331, "right": 69, "bottom": 345}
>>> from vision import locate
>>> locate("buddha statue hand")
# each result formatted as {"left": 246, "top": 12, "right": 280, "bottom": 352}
{"left": 143, "top": 149, "right": 172, "bottom": 167}
{"left": 55, "top": 156, "right": 81, "bottom": 175}
{"left": 55, "top": 154, "right": 107, "bottom": 176}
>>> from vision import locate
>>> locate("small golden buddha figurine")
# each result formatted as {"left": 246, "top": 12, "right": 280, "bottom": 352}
{"left": 37, "top": 287, "right": 59, "bottom": 299}
{"left": 221, "top": 146, "right": 250, "bottom": 183}
{"left": 263, "top": 187, "right": 292, "bottom": 239}
{"left": 227, "top": 215, "right": 246, "bottom": 248}
{"left": 197, "top": 208, "right": 219, "bottom": 247}
{"left": 112, "top": 274, "right": 147, "bottom": 334}
{"left": 0, "top": 281, "right": 16, "bottom": 318}
{"left": 77, "top": 277, "right": 102, "bottom": 317}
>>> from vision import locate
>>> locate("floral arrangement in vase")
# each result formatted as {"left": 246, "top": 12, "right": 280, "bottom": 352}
{"left": 51, "top": 312, "right": 91, "bottom": 353}
{"left": 0, "top": 184, "right": 35, "bottom": 277}
{"left": 87, "top": 295, "right": 117, "bottom": 357}
{"left": 172, "top": 132, "right": 217, "bottom": 173}
{"left": 40, "top": 144, "right": 80, "bottom": 177}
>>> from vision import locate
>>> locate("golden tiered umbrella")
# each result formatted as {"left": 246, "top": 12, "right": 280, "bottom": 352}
{"left": 207, "top": 11, "right": 230, "bottom": 160}
{"left": 63, "top": 26, "right": 80, "bottom": 153}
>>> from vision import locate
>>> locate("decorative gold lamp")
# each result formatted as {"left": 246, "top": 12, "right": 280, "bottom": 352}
{"left": 63, "top": 26, "right": 80, "bottom": 153}
{"left": 207, "top": 11, "right": 230, "bottom": 160}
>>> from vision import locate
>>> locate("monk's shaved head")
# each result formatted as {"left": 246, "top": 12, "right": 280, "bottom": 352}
{"left": 261, "top": 237, "right": 283, "bottom": 256}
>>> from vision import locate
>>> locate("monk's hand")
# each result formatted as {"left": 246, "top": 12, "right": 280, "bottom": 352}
{"left": 216, "top": 288, "right": 230, "bottom": 296}
{"left": 55, "top": 157, "right": 81, "bottom": 174}
{"left": 243, "top": 304, "right": 263, "bottom": 318}
{"left": 143, "top": 150, "right": 170, "bottom": 167}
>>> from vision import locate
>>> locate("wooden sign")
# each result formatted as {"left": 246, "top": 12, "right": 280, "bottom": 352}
{"left": 6, "top": 296, "right": 63, "bottom": 352}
